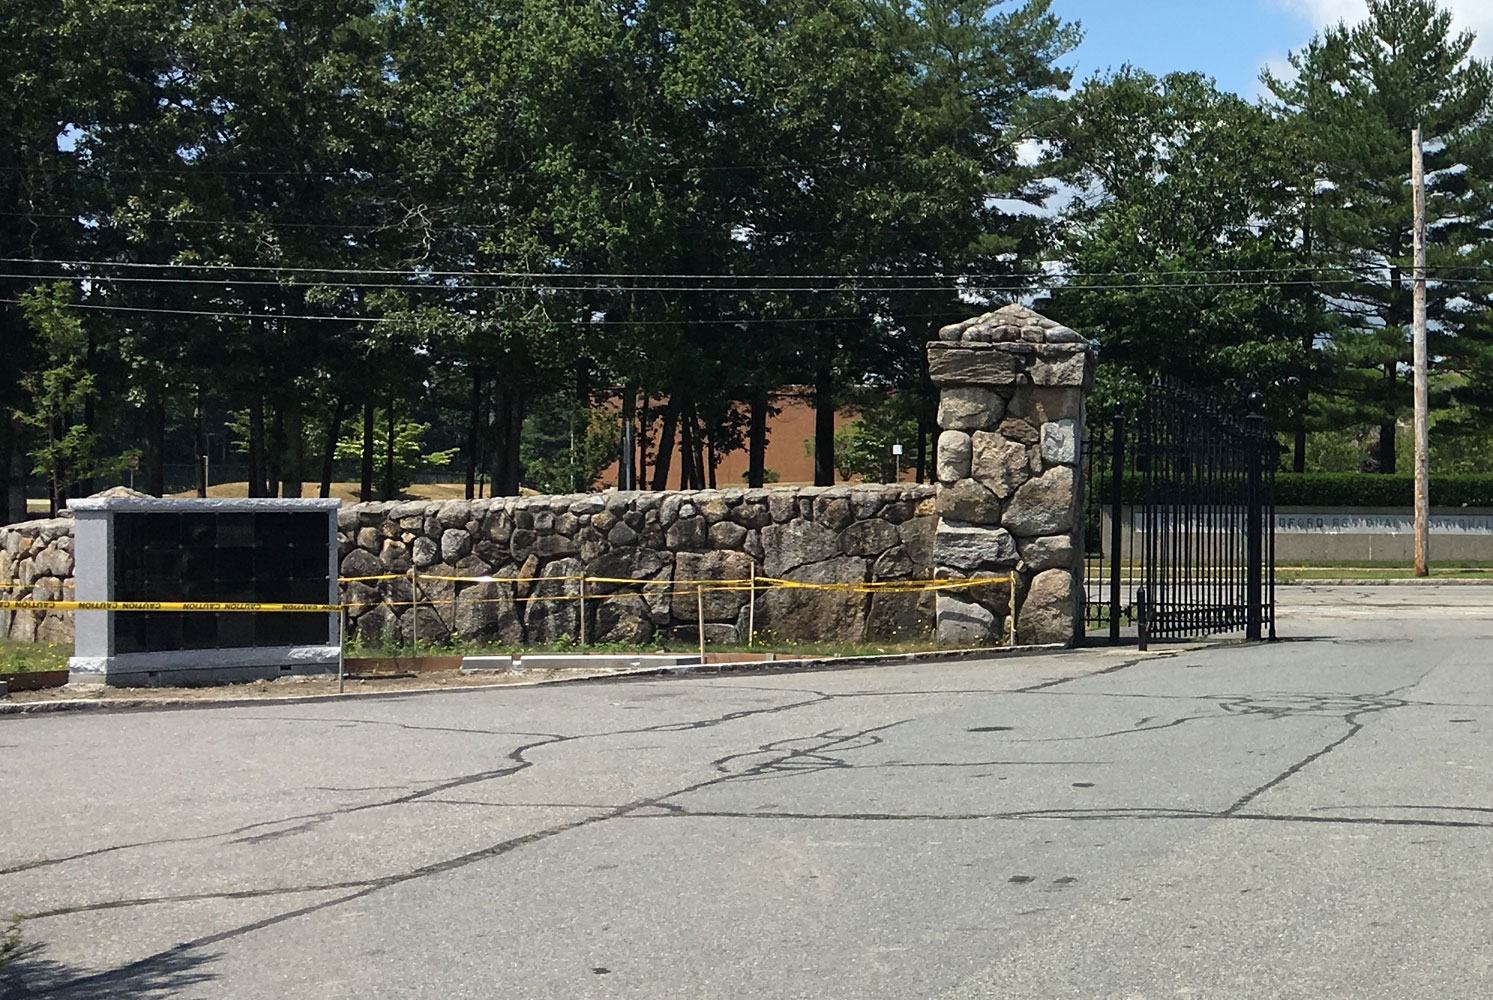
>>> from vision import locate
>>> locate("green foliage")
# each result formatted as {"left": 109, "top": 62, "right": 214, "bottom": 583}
{"left": 833, "top": 393, "right": 920, "bottom": 483}
{"left": 1274, "top": 474, "right": 1493, "bottom": 508}
{"left": 332, "top": 410, "right": 457, "bottom": 494}
{"left": 14, "top": 284, "right": 97, "bottom": 515}
{"left": 1263, "top": 0, "right": 1493, "bottom": 471}
{"left": 520, "top": 394, "right": 622, "bottom": 495}
{"left": 0, "top": 639, "right": 71, "bottom": 674}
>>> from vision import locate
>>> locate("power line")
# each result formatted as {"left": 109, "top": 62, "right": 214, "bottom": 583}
{"left": 6, "top": 256, "right": 1471, "bottom": 282}
{"left": 0, "top": 298, "right": 964, "bottom": 327}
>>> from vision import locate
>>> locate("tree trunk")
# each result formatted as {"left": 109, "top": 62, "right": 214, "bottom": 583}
{"left": 383, "top": 395, "right": 396, "bottom": 501}
{"left": 193, "top": 396, "right": 207, "bottom": 498}
{"left": 1293, "top": 426, "right": 1307, "bottom": 475}
{"left": 2, "top": 416, "right": 23, "bottom": 524}
{"left": 0, "top": 410, "right": 10, "bottom": 525}
{"left": 319, "top": 396, "right": 347, "bottom": 499}
{"left": 360, "top": 401, "right": 375, "bottom": 501}
{"left": 465, "top": 370, "right": 483, "bottom": 501}
{"left": 281, "top": 399, "right": 304, "bottom": 498}
{"left": 650, "top": 396, "right": 679, "bottom": 491}
{"left": 488, "top": 383, "right": 525, "bottom": 497}
{"left": 676, "top": 398, "right": 695, "bottom": 490}
{"left": 504, "top": 388, "right": 523, "bottom": 494}
{"left": 269, "top": 405, "right": 286, "bottom": 497}
{"left": 813, "top": 375, "right": 835, "bottom": 486}
{"left": 619, "top": 385, "right": 636, "bottom": 490}
{"left": 248, "top": 394, "right": 266, "bottom": 498}
{"left": 144, "top": 399, "right": 166, "bottom": 497}
{"left": 1379, "top": 363, "right": 1397, "bottom": 474}
{"left": 638, "top": 395, "right": 650, "bottom": 489}
{"left": 747, "top": 389, "right": 768, "bottom": 488}
{"left": 77, "top": 326, "right": 96, "bottom": 499}
{"left": 1378, "top": 420, "right": 1397, "bottom": 475}
{"left": 695, "top": 412, "right": 708, "bottom": 490}
{"left": 915, "top": 413, "right": 929, "bottom": 484}
{"left": 706, "top": 427, "right": 717, "bottom": 490}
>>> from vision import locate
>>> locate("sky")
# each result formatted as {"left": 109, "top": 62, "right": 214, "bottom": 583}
{"left": 1049, "top": 0, "right": 1493, "bottom": 100}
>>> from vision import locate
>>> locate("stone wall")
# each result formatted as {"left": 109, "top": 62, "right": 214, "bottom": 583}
{"left": 0, "top": 485, "right": 938, "bottom": 647}
{"left": 338, "top": 485, "right": 936, "bottom": 646}
{"left": 0, "top": 515, "right": 75, "bottom": 643}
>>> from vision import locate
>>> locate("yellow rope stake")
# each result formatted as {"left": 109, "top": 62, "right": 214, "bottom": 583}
{"left": 409, "top": 566, "right": 418, "bottom": 649}
{"left": 1008, "top": 577, "right": 1017, "bottom": 647}
{"left": 579, "top": 576, "right": 588, "bottom": 646}
{"left": 748, "top": 563, "right": 757, "bottom": 647}
{"left": 697, "top": 583, "right": 705, "bottom": 661}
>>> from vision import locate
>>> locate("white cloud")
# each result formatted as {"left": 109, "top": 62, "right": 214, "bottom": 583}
{"left": 1274, "top": 0, "right": 1493, "bottom": 57}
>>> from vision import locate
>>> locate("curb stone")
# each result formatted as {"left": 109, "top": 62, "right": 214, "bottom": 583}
{"left": 1283, "top": 578, "right": 1493, "bottom": 586}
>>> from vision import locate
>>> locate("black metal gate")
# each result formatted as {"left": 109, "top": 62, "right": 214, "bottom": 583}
{"left": 1082, "top": 381, "right": 1275, "bottom": 648}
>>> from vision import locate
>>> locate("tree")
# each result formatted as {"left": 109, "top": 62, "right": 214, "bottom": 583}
{"left": 333, "top": 408, "right": 457, "bottom": 498}
{"left": 1264, "top": 0, "right": 1493, "bottom": 472}
{"left": 1047, "top": 69, "right": 1323, "bottom": 422}
{"left": 15, "top": 285, "right": 98, "bottom": 515}
{"left": 833, "top": 391, "right": 920, "bottom": 483}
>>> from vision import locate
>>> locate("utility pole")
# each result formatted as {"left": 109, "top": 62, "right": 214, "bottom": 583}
{"left": 1412, "top": 125, "right": 1430, "bottom": 578}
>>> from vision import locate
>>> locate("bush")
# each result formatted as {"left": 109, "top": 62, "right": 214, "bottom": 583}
{"left": 1094, "top": 472, "right": 1493, "bottom": 508}
{"left": 1273, "top": 474, "right": 1493, "bottom": 508}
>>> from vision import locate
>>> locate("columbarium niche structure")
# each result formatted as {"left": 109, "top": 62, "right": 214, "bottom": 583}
{"left": 69, "top": 497, "right": 341, "bottom": 686}
{"left": 930, "top": 304, "right": 1094, "bottom": 647}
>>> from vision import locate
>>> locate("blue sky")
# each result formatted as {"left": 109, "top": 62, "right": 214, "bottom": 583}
{"left": 1048, "top": 0, "right": 1318, "bottom": 98}
{"left": 1049, "top": 1, "right": 1493, "bottom": 98}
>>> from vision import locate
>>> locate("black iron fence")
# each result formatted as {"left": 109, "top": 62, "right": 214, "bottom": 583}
{"left": 1083, "top": 381, "right": 1275, "bottom": 648}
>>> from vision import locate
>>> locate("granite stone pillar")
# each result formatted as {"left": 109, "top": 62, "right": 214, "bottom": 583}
{"left": 929, "top": 304, "right": 1095, "bottom": 647}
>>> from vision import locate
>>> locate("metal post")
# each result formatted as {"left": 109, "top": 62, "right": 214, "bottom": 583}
{"left": 1109, "top": 403, "right": 1125, "bottom": 645}
{"left": 748, "top": 564, "right": 757, "bottom": 646}
{"left": 696, "top": 583, "right": 706, "bottom": 662}
{"left": 337, "top": 606, "right": 346, "bottom": 694}
{"left": 1136, "top": 586, "right": 1149, "bottom": 652}
{"left": 1245, "top": 394, "right": 1265, "bottom": 642}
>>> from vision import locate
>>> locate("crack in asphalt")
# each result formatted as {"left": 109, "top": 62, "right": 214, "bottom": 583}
{"left": 1224, "top": 670, "right": 1438, "bottom": 815}
{"left": 0, "top": 688, "right": 838, "bottom": 878}
{"left": 2, "top": 648, "right": 1460, "bottom": 997}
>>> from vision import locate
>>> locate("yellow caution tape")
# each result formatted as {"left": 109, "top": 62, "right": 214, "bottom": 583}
{"left": 0, "top": 600, "right": 339, "bottom": 613}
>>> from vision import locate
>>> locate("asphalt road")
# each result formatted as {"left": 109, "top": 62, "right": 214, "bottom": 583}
{"left": 3, "top": 585, "right": 1492, "bottom": 999}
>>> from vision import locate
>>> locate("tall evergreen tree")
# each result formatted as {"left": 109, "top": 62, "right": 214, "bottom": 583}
{"left": 1264, "top": 0, "right": 1493, "bottom": 472}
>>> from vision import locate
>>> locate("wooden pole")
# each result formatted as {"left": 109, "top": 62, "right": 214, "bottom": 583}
{"left": 1412, "top": 125, "right": 1431, "bottom": 578}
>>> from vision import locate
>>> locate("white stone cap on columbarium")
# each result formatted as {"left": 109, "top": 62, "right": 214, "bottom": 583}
{"left": 928, "top": 304, "right": 1095, "bottom": 648}
{"left": 68, "top": 497, "right": 342, "bottom": 512}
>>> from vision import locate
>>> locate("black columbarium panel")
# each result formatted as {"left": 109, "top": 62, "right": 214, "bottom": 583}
{"left": 112, "top": 510, "right": 331, "bottom": 654}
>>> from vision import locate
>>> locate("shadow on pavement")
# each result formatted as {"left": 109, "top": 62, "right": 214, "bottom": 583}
{"left": 0, "top": 944, "right": 217, "bottom": 999}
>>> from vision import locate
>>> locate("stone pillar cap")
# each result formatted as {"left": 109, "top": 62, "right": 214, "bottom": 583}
{"left": 938, "top": 304, "right": 1085, "bottom": 345}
